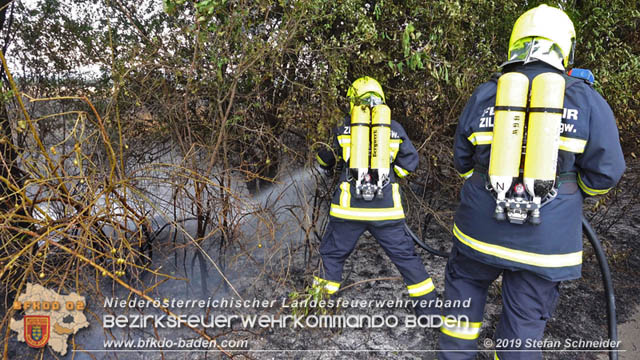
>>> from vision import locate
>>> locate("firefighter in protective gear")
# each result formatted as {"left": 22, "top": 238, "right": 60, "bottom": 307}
{"left": 315, "top": 76, "right": 438, "bottom": 316}
{"left": 439, "top": 5, "right": 625, "bottom": 360}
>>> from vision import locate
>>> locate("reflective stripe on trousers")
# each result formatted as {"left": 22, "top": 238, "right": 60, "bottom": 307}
{"left": 438, "top": 244, "right": 560, "bottom": 360}
{"left": 312, "top": 276, "right": 340, "bottom": 294}
{"left": 319, "top": 219, "right": 435, "bottom": 302}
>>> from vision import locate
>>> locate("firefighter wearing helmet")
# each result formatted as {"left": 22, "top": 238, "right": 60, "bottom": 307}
{"left": 315, "top": 76, "right": 438, "bottom": 316}
{"left": 438, "top": 5, "right": 625, "bottom": 359}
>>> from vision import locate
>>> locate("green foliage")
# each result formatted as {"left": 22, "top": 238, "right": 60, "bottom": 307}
{"left": 6, "top": 0, "right": 639, "bottom": 184}
{"left": 0, "top": 90, "right": 14, "bottom": 104}
{"left": 572, "top": 1, "right": 640, "bottom": 152}
{"left": 287, "top": 282, "right": 332, "bottom": 318}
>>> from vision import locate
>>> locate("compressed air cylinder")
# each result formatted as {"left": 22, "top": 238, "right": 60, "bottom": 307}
{"left": 523, "top": 72, "right": 565, "bottom": 200}
{"left": 370, "top": 104, "right": 391, "bottom": 171}
{"left": 349, "top": 105, "right": 371, "bottom": 178}
{"left": 488, "top": 72, "right": 529, "bottom": 200}
{"left": 371, "top": 104, "right": 391, "bottom": 193}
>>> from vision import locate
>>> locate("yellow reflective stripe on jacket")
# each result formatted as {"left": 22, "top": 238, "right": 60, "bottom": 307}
{"left": 467, "top": 132, "right": 493, "bottom": 145}
{"left": 458, "top": 168, "right": 474, "bottom": 179}
{"left": 338, "top": 133, "right": 401, "bottom": 161}
{"left": 392, "top": 183, "right": 402, "bottom": 208}
{"left": 339, "top": 182, "right": 351, "bottom": 207}
{"left": 313, "top": 276, "right": 340, "bottom": 294}
{"left": 337, "top": 135, "right": 350, "bottom": 145}
{"left": 440, "top": 318, "right": 482, "bottom": 340}
{"left": 407, "top": 278, "right": 435, "bottom": 297}
{"left": 494, "top": 351, "right": 500, "bottom": 360}
{"left": 559, "top": 136, "right": 587, "bottom": 153}
{"left": 338, "top": 135, "right": 351, "bottom": 161}
{"left": 577, "top": 173, "right": 611, "bottom": 196}
{"left": 390, "top": 138, "right": 401, "bottom": 160}
{"left": 394, "top": 165, "right": 410, "bottom": 178}
{"left": 453, "top": 224, "right": 582, "bottom": 268}
{"left": 329, "top": 206, "right": 405, "bottom": 221}
{"left": 467, "top": 133, "right": 586, "bottom": 152}
{"left": 330, "top": 183, "right": 404, "bottom": 221}
{"left": 316, "top": 154, "right": 329, "bottom": 167}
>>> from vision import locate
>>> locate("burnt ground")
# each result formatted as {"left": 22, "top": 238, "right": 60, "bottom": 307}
{"left": 243, "top": 159, "right": 640, "bottom": 360}
{"left": 1, "top": 160, "right": 638, "bottom": 360}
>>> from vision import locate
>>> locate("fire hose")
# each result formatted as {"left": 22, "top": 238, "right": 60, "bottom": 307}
{"left": 405, "top": 216, "right": 618, "bottom": 360}
{"left": 582, "top": 216, "right": 618, "bottom": 360}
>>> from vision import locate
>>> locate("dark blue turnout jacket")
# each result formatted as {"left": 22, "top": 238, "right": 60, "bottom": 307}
{"left": 452, "top": 62, "right": 625, "bottom": 281}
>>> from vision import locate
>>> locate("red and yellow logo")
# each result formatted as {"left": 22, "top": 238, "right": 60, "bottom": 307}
{"left": 24, "top": 315, "right": 50, "bottom": 348}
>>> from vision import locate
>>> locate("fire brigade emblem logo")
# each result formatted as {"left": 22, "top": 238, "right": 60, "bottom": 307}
{"left": 10, "top": 283, "right": 88, "bottom": 355}
{"left": 24, "top": 315, "right": 50, "bottom": 348}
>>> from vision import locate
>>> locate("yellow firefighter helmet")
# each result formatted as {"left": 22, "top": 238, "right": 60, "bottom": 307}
{"left": 506, "top": 4, "right": 576, "bottom": 70}
{"left": 347, "top": 76, "right": 386, "bottom": 113}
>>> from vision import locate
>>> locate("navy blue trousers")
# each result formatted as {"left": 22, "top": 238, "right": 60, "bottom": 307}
{"left": 438, "top": 244, "right": 560, "bottom": 360}
{"left": 317, "top": 219, "right": 437, "bottom": 313}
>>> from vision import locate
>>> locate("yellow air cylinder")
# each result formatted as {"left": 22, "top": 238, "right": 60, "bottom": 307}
{"left": 370, "top": 104, "right": 391, "bottom": 171}
{"left": 523, "top": 72, "right": 565, "bottom": 199}
{"left": 349, "top": 105, "right": 371, "bottom": 170}
{"left": 488, "top": 72, "right": 529, "bottom": 199}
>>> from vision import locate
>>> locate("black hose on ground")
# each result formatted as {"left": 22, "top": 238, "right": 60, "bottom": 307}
{"left": 404, "top": 223, "right": 450, "bottom": 258}
{"left": 582, "top": 215, "right": 618, "bottom": 360}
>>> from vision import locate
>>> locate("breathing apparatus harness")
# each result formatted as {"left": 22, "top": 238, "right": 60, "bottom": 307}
{"left": 483, "top": 69, "right": 578, "bottom": 225}
{"left": 345, "top": 95, "right": 392, "bottom": 202}
{"left": 479, "top": 166, "right": 576, "bottom": 224}
{"left": 483, "top": 69, "right": 595, "bottom": 225}
{"left": 346, "top": 168, "right": 390, "bottom": 201}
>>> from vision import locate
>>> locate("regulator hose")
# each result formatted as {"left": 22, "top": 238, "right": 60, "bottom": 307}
{"left": 582, "top": 215, "right": 618, "bottom": 360}
{"left": 406, "top": 217, "right": 617, "bottom": 360}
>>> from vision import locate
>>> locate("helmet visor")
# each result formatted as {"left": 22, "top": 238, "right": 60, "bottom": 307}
{"left": 355, "top": 92, "right": 384, "bottom": 108}
{"left": 507, "top": 37, "right": 565, "bottom": 70}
